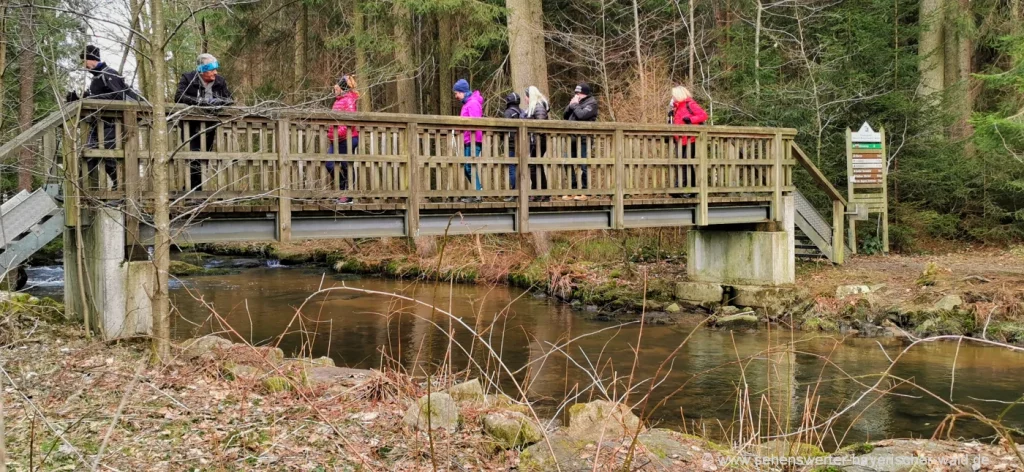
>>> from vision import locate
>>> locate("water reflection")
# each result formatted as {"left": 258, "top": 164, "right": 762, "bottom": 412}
{"left": 31, "top": 265, "right": 1024, "bottom": 448}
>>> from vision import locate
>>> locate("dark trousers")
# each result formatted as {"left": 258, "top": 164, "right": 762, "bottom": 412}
{"left": 326, "top": 137, "right": 359, "bottom": 191}
{"left": 508, "top": 149, "right": 517, "bottom": 190}
{"left": 676, "top": 141, "right": 697, "bottom": 189}
{"left": 86, "top": 119, "right": 118, "bottom": 188}
{"left": 529, "top": 136, "right": 548, "bottom": 191}
{"left": 570, "top": 139, "right": 588, "bottom": 190}
{"left": 184, "top": 121, "right": 216, "bottom": 190}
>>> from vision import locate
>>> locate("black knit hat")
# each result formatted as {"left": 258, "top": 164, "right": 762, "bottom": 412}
{"left": 338, "top": 74, "right": 352, "bottom": 92}
{"left": 81, "top": 45, "right": 101, "bottom": 62}
{"left": 574, "top": 83, "right": 592, "bottom": 96}
{"left": 504, "top": 92, "right": 520, "bottom": 106}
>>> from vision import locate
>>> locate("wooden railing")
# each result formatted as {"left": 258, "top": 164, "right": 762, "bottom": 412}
{"left": 58, "top": 100, "right": 803, "bottom": 235}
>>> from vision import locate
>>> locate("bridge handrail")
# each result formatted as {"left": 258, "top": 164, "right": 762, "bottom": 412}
{"left": 0, "top": 102, "right": 79, "bottom": 164}
{"left": 790, "top": 141, "right": 847, "bottom": 207}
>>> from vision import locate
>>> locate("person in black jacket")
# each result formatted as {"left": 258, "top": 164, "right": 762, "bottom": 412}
{"left": 563, "top": 83, "right": 598, "bottom": 199}
{"left": 502, "top": 92, "right": 523, "bottom": 195}
{"left": 66, "top": 45, "right": 139, "bottom": 189}
{"left": 174, "top": 53, "right": 234, "bottom": 190}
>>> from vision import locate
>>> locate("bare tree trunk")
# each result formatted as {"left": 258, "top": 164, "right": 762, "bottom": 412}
{"left": 0, "top": 0, "right": 9, "bottom": 131}
{"left": 438, "top": 13, "right": 453, "bottom": 115}
{"left": 956, "top": 0, "right": 974, "bottom": 145}
{"left": 394, "top": 2, "right": 416, "bottom": 114}
{"left": 149, "top": 0, "right": 172, "bottom": 363}
{"left": 599, "top": 0, "right": 615, "bottom": 120}
{"left": 294, "top": 3, "right": 308, "bottom": 91}
{"left": 688, "top": 0, "right": 695, "bottom": 87}
{"left": 631, "top": 0, "right": 646, "bottom": 122}
{"left": 199, "top": 17, "right": 209, "bottom": 53}
{"left": 354, "top": 2, "right": 371, "bottom": 112}
{"left": 754, "top": 0, "right": 762, "bottom": 100}
{"left": 17, "top": 5, "right": 36, "bottom": 191}
{"left": 918, "top": 0, "right": 945, "bottom": 97}
{"left": 132, "top": 0, "right": 152, "bottom": 98}
{"left": 507, "top": 0, "right": 548, "bottom": 95}
{"left": 942, "top": 1, "right": 958, "bottom": 91}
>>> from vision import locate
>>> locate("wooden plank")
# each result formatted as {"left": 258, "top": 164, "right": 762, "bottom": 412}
{"left": 832, "top": 199, "right": 845, "bottom": 264}
{"left": 613, "top": 129, "right": 625, "bottom": 229}
{"left": 517, "top": 124, "right": 530, "bottom": 233}
{"left": 122, "top": 109, "right": 141, "bottom": 244}
{"left": 407, "top": 123, "right": 420, "bottom": 237}
{"left": 62, "top": 112, "right": 82, "bottom": 227}
{"left": 277, "top": 119, "right": 292, "bottom": 242}
{"left": 696, "top": 131, "right": 708, "bottom": 226}
{"left": 792, "top": 141, "right": 847, "bottom": 207}
{"left": 772, "top": 132, "right": 783, "bottom": 221}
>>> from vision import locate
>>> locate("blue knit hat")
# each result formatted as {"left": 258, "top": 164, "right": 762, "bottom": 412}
{"left": 453, "top": 79, "right": 470, "bottom": 94}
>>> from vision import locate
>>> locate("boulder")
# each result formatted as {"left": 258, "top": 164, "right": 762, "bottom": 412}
{"left": 180, "top": 335, "right": 233, "bottom": 360}
{"left": 482, "top": 411, "right": 544, "bottom": 449}
{"left": 518, "top": 435, "right": 593, "bottom": 472}
{"left": 222, "top": 363, "right": 261, "bottom": 381}
{"left": 223, "top": 344, "right": 285, "bottom": 365}
{"left": 448, "top": 378, "right": 485, "bottom": 403}
{"left": 836, "top": 285, "right": 872, "bottom": 298}
{"left": 664, "top": 303, "right": 681, "bottom": 313}
{"left": 567, "top": 400, "right": 642, "bottom": 439}
{"left": 719, "top": 305, "right": 742, "bottom": 316}
{"left": 402, "top": 393, "right": 459, "bottom": 432}
{"left": 729, "top": 285, "right": 795, "bottom": 309}
{"left": 932, "top": 294, "right": 964, "bottom": 312}
{"left": 716, "top": 313, "right": 759, "bottom": 330}
{"left": 304, "top": 366, "right": 372, "bottom": 387}
{"left": 638, "top": 428, "right": 698, "bottom": 467}
{"left": 675, "top": 282, "right": 724, "bottom": 304}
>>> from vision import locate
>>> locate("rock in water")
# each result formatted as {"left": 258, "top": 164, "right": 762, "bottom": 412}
{"left": 664, "top": 303, "right": 681, "bottom": 313}
{"left": 482, "top": 411, "right": 544, "bottom": 449}
{"left": 448, "top": 378, "right": 485, "bottom": 403}
{"left": 402, "top": 393, "right": 459, "bottom": 432}
{"left": 716, "top": 313, "right": 759, "bottom": 329}
{"left": 567, "top": 400, "right": 642, "bottom": 439}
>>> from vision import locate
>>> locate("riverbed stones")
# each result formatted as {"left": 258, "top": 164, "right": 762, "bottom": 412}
{"left": 482, "top": 411, "right": 544, "bottom": 449}
{"left": 664, "top": 303, "right": 681, "bottom": 313}
{"left": 180, "top": 335, "right": 233, "bottom": 360}
{"left": 567, "top": 400, "right": 642, "bottom": 439}
{"left": 716, "top": 313, "right": 759, "bottom": 330}
{"left": 403, "top": 392, "right": 460, "bottom": 432}
{"left": 675, "top": 281, "right": 724, "bottom": 304}
{"left": 448, "top": 378, "right": 485, "bottom": 403}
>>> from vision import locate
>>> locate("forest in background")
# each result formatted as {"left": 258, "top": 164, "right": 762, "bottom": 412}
{"left": 1, "top": 0, "right": 1023, "bottom": 252}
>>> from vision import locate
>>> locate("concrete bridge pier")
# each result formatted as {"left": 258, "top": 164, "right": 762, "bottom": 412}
{"left": 687, "top": 195, "right": 795, "bottom": 286}
{"left": 63, "top": 208, "right": 155, "bottom": 340}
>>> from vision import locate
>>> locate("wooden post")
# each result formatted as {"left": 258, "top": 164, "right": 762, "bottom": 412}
{"left": 771, "top": 131, "right": 784, "bottom": 221}
{"left": 41, "top": 129, "right": 55, "bottom": 176}
{"left": 517, "top": 124, "right": 530, "bottom": 233}
{"left": 696, "top": 130, "right": 708, "bottom": 226}
{"left": 123, "top": 109, "right": 140, "bottom": 245}
{"left": 63, "top": 121, "right": 80, "bottom": 227}
{"left": 848, "top": 218, "right": 857, "bottom": 255}
{"left": 832, "top": 199, "right": 845, "bottom": 264}
{"left": 612, "top": 129, "right": 625, "bottom": 230}
{"left": 407, "top": 122, "right": 421, "bottom": 237}
{"left": 880, "top": 126, "right": 889, "bottom": 253}
{"left": 277, "top": 119, "right": 292, "bottom": 242}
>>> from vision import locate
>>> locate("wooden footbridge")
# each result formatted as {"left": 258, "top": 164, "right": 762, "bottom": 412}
{"left": 1, "top": 100, "right": 850, "bottom": 304}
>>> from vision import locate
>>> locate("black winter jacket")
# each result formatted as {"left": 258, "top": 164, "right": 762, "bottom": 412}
{"left": 563, "top": 95, "right": 598, "bottom": 121}
{"left": 503, "top": 104, "right": 523, "bottom": 155}
{"left": 84, "top": 63, "right": 139, "bottom": 101}
{"left": 174, "top": 71, "right": 233, "bottom": 106}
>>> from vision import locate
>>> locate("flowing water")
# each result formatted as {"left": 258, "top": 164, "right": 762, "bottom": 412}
{"left": 27, "top": 264, "right": 1024, "bottom": 449}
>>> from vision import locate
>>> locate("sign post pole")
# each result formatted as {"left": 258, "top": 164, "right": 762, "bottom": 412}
{"left": 846, "top": 122, "right": 888, "bottom": 254}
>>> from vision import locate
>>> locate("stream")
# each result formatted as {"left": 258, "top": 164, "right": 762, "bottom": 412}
{"left": 26, "top": 263, "right": 1024, "bottom": 448}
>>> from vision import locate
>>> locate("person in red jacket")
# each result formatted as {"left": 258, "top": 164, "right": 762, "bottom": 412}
{"left": 669, "top": 86, "right": 708, "bottom": 195}
{"left": 326, "top": 75, "right": 360, "bottom": 203}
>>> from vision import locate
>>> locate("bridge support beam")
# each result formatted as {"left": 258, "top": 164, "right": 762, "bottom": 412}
{"left": 687, "top": 196, "right": 795, "bottom": 286}
{"left": 64, "top": 208, "right": 154, "bottom": 340}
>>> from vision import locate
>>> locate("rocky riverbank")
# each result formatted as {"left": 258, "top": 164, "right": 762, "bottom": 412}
{"left": 3, "top": 296, "right": 1023, "bottom": 471}
{"left": 180, "top": 233, "right": 1024, "bottom": 345}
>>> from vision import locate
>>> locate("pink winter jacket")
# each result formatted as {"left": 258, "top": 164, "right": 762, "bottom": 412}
{"left": 327, "top": 91, "right": 360, "bottom": 140}
{"left": 460, "top": 90, "right": 484, "bottom": 144}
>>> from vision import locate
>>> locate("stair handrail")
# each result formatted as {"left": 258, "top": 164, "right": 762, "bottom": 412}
{"left": 0, "top": 102, "right": 81, "bottom": 164}
{"left": 791, "top": 142, "right": 847, "bottom": 207}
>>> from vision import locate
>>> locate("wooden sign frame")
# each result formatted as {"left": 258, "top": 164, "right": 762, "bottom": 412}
{"left": 845, "top": 123, "right": 888, "bottom": 254}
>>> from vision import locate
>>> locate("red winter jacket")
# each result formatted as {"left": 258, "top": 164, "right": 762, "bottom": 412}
{"left": 327, "top": 91, "right": 360, "bottom": 140}
{"left": 672, "top": 98, "right": 708, "bottom": 145}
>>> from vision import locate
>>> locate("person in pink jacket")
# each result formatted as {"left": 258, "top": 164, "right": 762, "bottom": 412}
{"left": 454, "top": 79, "right": 483, "bottom": 198}
{"left": 326, "top": 75, "right": 359, "bottom": 203}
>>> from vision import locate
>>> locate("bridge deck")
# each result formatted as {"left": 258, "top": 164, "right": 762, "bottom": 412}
{"left": 59, "top": 101, "right": 799, "bottom": 243}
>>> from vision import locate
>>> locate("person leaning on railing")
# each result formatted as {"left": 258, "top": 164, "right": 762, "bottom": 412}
{"left": 453, "top": 79, "right": 484, "bottom": 202}
{"left": 174, "top": 53, "right": 234, "bottom": 191}
{"left": 501, "top": 92, "right": 523, "bottom": 201}
{"left": 65, "top": 45, "right": 140, "bottom": 191}
{"left": 523, "top": 85, "right": 550, "bottom": 202}
{"left": 562, "top": 82, "right": 598, "bottom": 201}
{"left": 668, "top": 85, "right": 707, "bottom": 198}
{"left": 326, "top": 74, "right": 359, "bottom": 204}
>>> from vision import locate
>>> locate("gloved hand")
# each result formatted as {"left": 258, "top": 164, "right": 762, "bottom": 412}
{"left": 66, "top": 90, "right": 80, "bottom": 103}
{"left": 207, "top": 97, "right": 235, "bottom": 107}
{"left": 683, "top": 117, "right": 692, "bottom": 125}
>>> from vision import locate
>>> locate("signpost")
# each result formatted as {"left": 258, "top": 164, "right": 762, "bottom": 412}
{"left": 846, "top": 123, "right": 888, "bottom": 254}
